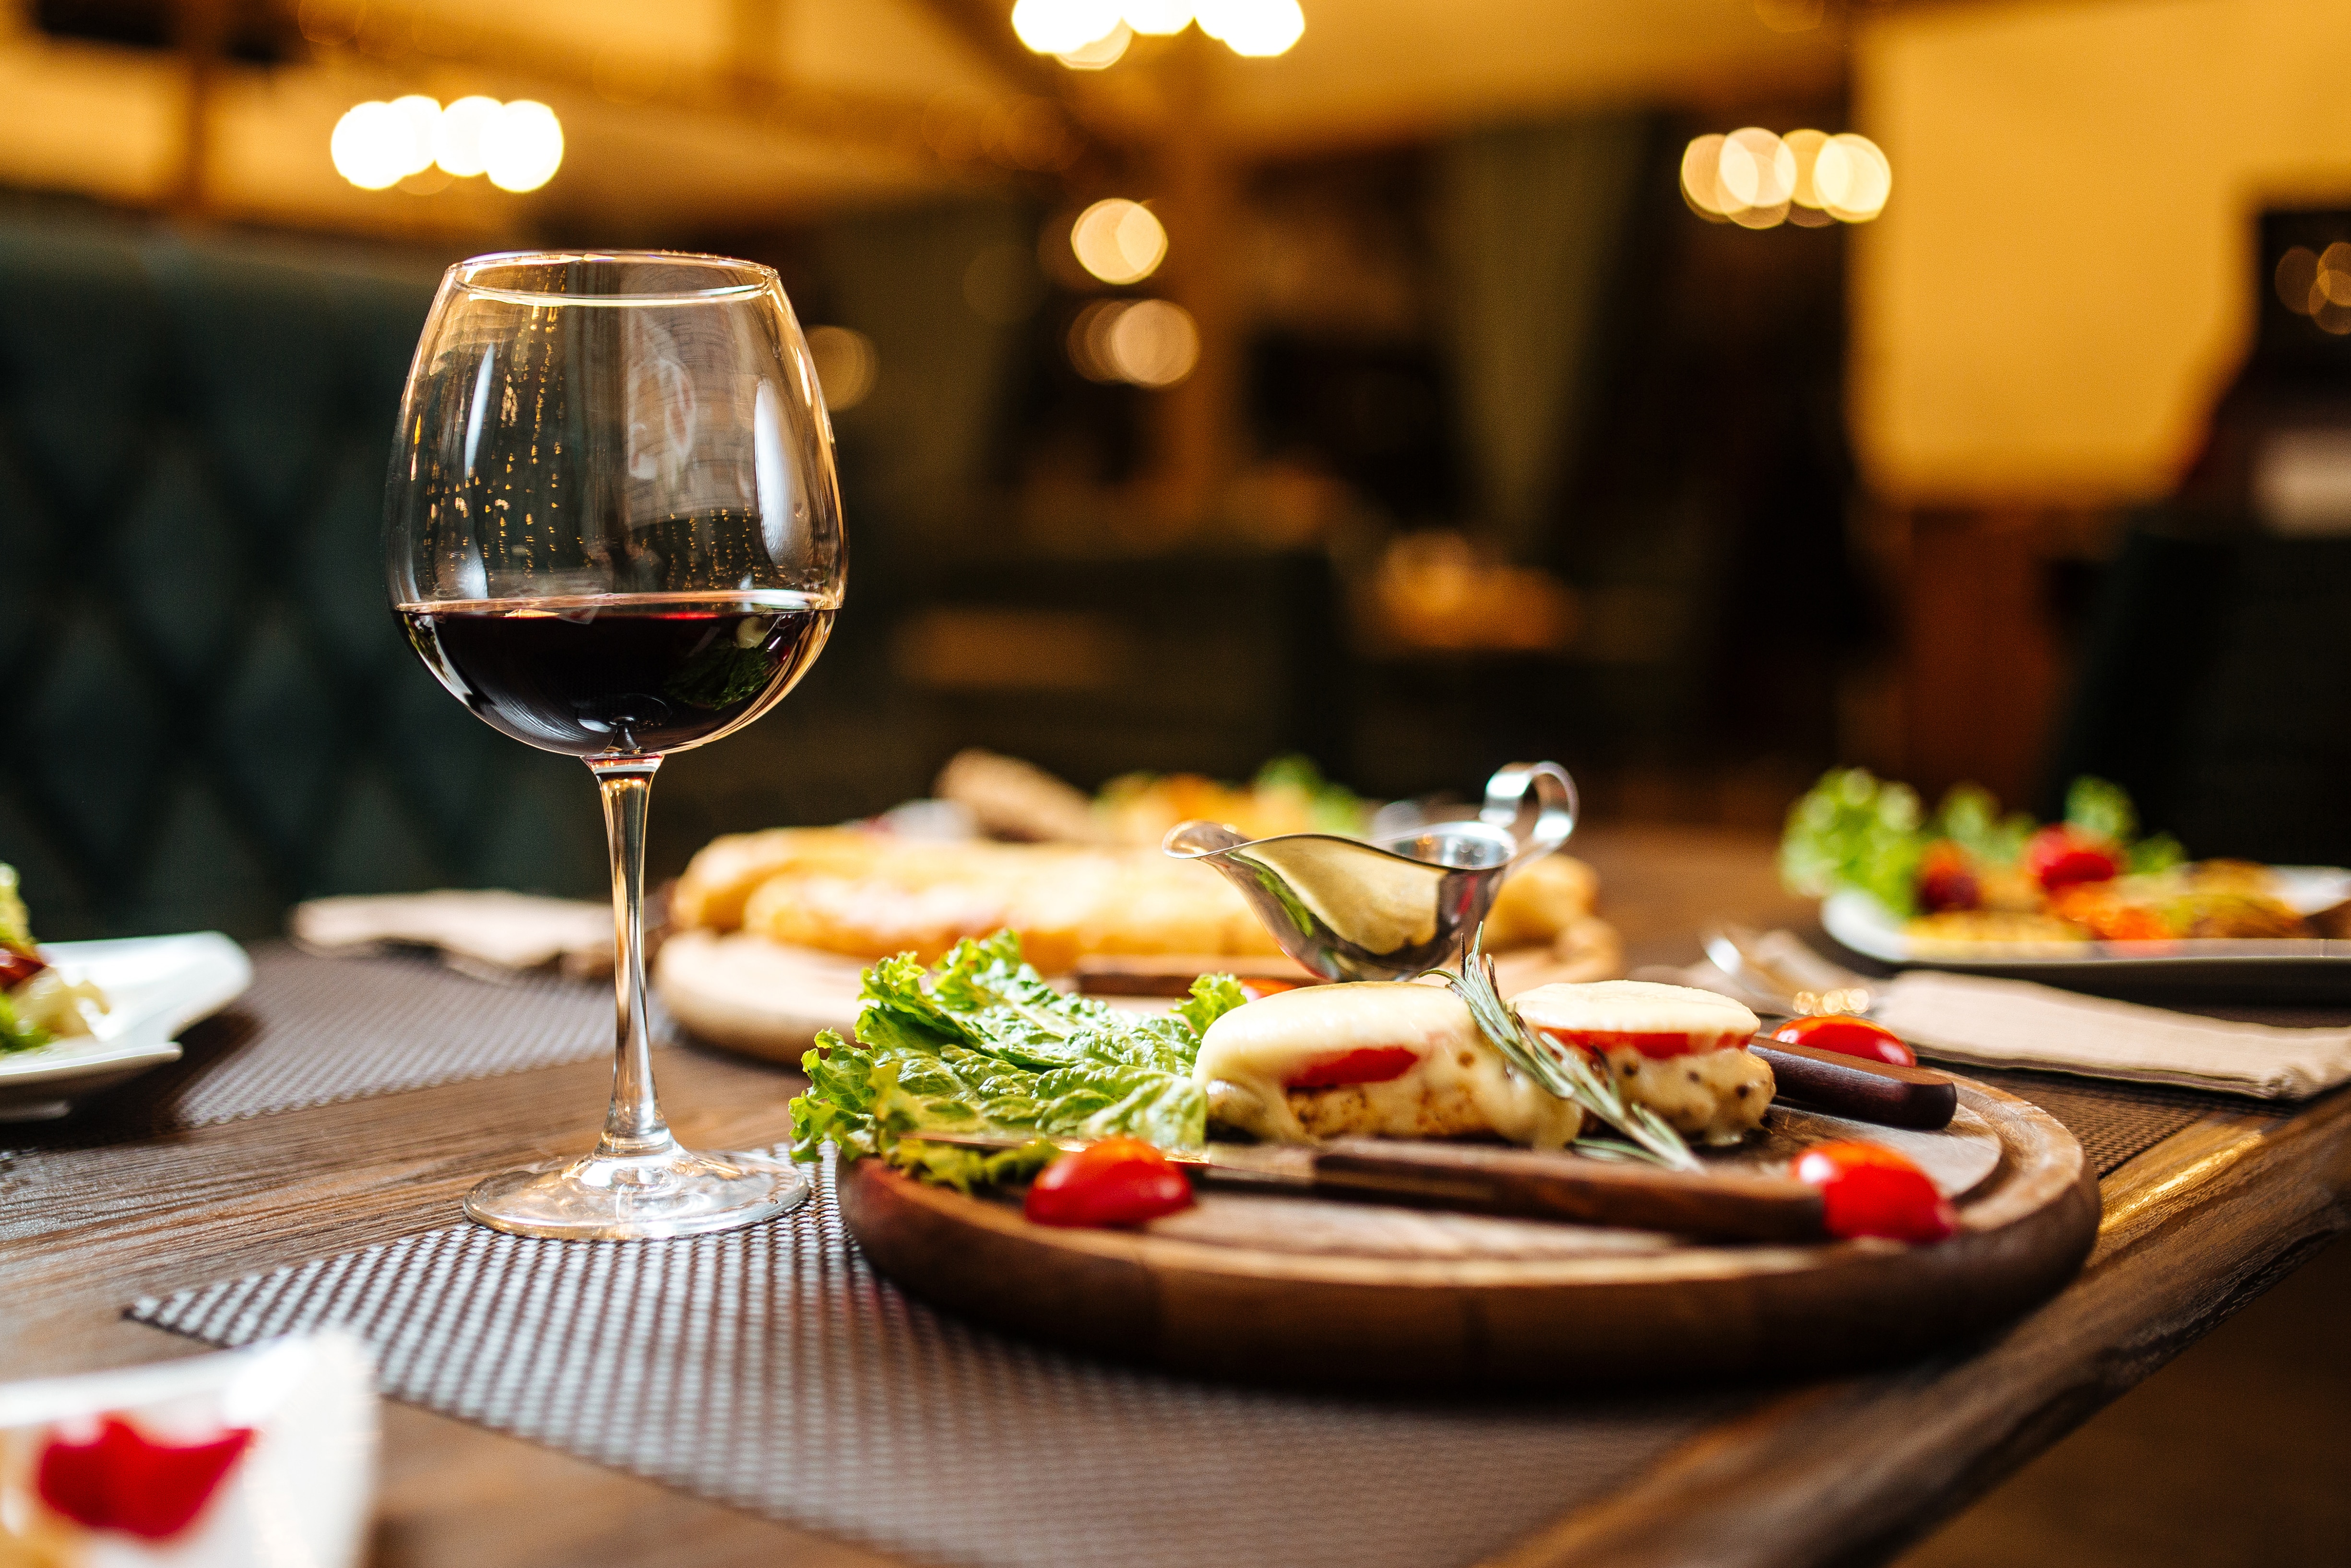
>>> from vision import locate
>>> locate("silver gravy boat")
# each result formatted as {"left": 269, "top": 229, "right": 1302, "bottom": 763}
{"left": 1163, "top": 761, "right": 1578, "bottom": 981}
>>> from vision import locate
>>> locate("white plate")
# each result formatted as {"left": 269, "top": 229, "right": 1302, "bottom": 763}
{"left": 0, "top": 1332, "right": 377, "bottom": 1566}
{"left": 1823, "top": 870, "right": 2351, "bottom": 996}
{"left": 0, "top": 934, "right": 254, "bottom": 1121}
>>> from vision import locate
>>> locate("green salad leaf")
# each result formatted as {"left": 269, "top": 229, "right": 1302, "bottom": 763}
{"left": 788, "top": 931, "right": 1248, "bottom": 1191}
{"left": 0, "top": 863, "right": 48, "bottom": 1054}
{"left": 0, "top": 864, "right": 30, "bottom": 947}
{"left": 1779, "top": 767, "right": 1927, "bottom": 916}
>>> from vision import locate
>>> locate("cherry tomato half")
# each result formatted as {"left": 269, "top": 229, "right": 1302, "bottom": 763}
{"left": 2022, "top": 823, "right": 2121, "bottom": 891}
{"left": 37, "top": 1417, "right": 256, "bottom": 1541}
{"left": 1769, "top": 1014, "right": 1916, "bottom": 1068}
{"left": 1023, "top": 1137, "right": 1194, "bottom": 1229}
{"left": 1793, "top": 1140, "right": 1957, "bottom": 1244}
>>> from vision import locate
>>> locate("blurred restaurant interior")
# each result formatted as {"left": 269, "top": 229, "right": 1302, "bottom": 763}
{"left": 2, "top": 0, "right": 2342, "bottom": 936}
{"left": 5, "top": 0, "right": 2351, "bottom": 1564}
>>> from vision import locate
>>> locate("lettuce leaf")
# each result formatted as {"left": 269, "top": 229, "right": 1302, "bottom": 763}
{"left": 788, "top": 931, "right": 1250, "bottom": 1191}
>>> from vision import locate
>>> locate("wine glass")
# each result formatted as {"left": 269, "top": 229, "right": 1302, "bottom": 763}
{"left": 385, "top": 251, "right": 844, "bottom": 1240}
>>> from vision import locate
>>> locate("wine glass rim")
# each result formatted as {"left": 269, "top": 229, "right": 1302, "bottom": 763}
{"left": 451, "top": 249, "right": 780, "bottom": 308}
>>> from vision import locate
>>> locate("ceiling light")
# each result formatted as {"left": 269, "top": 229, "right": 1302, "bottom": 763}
{"left": 1012, "top": 0, "right": 1123, "bottom": 54}
{"left": 1197, "top": 0, "right": 1303, "bottom": 55}
{"left": 1057, "top": 21, "right": 1133, "bottom": 69}
{"left": 1122, "top": 0, "right": 1193, "bottom": 34}
{"left": 434, "top": 95, "right": 503, "bottom": 178}
{"left": 485, "top": 101, "right": 564, "bottom": 193}
{"left": 1070, "top": 199, "right": 1168, "bottom": 285}
{"left": 331, "top": 103, "right": 416, "bottom": 191}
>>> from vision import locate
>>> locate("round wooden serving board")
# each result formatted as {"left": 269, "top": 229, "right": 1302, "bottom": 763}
{"left": 838, "top": 1074, "right": 2099, "bottom": 1390}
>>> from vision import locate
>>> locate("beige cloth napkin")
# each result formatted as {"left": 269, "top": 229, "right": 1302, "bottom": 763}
{"left": 1873, "top": 970, "right": 2351, "bottom": 1100}
{"left": 292, "top": 891, "right": 612, "bottom": 979}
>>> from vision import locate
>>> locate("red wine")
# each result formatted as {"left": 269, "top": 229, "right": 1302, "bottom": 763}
{"left": 397, "top": 593, "right": 834, "bottom": 756}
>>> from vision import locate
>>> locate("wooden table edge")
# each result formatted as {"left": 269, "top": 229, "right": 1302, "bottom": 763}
{"left": 1476, "top": 1087, "right": 2351, "bottom": 1568}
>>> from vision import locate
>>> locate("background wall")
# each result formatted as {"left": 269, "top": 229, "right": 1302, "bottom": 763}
{"left": 1851, "top": 0, "right": 2351, "bottom": 505}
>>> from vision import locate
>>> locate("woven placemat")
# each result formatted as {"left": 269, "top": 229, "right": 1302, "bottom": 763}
{"left": 25, "top": 945, "right": 615, "bottom": 1140}
{"left": 129, "top": 1150, "right": 1735, "bottom": 1568}
{"left": 1967, "top": 1068, "right": 2295, "bottom": 1178}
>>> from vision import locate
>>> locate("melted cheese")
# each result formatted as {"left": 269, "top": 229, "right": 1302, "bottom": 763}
{"left": 1512, "top": 980, "right": 1772, "bottom": 1144}
{"left": 1194, "top": 982, "right": 1585, "bottom": 1149}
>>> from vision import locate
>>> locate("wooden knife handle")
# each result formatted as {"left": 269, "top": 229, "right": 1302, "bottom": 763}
{"left": 1308, "top": 1139, "right": 1825, "bottom": 1243}
{"left": 1752, "top": 1041, "right": 1958, "bottom": 1130}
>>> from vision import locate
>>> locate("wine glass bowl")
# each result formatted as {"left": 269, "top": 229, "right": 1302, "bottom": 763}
{"left": 386, "top": 251, "right": 843, "bottom": 1240}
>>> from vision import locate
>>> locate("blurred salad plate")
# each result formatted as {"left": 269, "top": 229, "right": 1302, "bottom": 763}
{"left": 1786, "top": 772, "right": 2351, "bottom": 996}
{"left": 0, "top": 866, "right": 251, "bottom": 1121}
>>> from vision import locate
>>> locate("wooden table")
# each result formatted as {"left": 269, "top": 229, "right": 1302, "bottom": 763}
{"left": 6, "top": 824, "right": 2349, "bottom": 1568}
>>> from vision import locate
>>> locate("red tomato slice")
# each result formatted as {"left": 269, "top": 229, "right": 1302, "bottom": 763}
{"left": 1793, "top": 1140, "right": 1956, "bottom": 1243}
{"left": 1238, "top": 978, "right": 1307, "bottom": 1001}
{"left": 1284, "top": 1046, "right": 1420, "bottom": 1088}
{"left": 1023, "top": 1137, "right": 1194, "bottom": 1229}
{"left": 0, "top": 945, "right": 46, "bottom": 990}
{"left": 37, "top": 1417, "right": 256, "bottom": 1541}
{"left": 1769, "top": 1015, "right": 1916, "bottom": 1068}
{"left": 1538, "top": 1026, "right": 1750, "bottom": 1061}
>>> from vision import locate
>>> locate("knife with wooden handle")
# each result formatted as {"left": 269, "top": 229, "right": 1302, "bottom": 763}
{"left": 1749, "top": 1040, "right": 1959, "bottom": 1130}
{"left": 900, "top": 1130, "right": 1827, "bottom": 1242}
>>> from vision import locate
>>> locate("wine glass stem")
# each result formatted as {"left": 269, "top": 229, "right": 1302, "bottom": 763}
{"left": 588, "top": 755, "right": 677, "bottom": 1161}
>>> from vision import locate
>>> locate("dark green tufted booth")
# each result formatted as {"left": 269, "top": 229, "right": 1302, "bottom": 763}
{"left": 0, "top": 210, "right": 607, "bottom": 939}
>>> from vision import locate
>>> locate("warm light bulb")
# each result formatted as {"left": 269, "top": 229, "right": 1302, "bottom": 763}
{"left": 434, "top": 95, "right": 503, "bottom": 178}
{"left": 485, "top": 100, "right": 564, "bottom": 193}
{"left": 1070, "top": 198, "right": 1168, "bottom": 285}
{"left": 1012, "top": 0, "right": 1123, "bottom": 54}
{"left": 1057, "top": 21, "right": 1132, "bottom": 68}
{"left": 331, "top": 102, "right": 410, "bottom": 190}
{"left": 1104, "top": 298, "right": 1198, "bottom": 386}
{"left": 1122, "top": 0, "right": 1193, "bottom": 34}
{"left": 1199, "top": 0, "right": 1303, "bottom": 55}
{"left": 1680, "top": 134, "right": 1732, "bottom": 220}
{"left": 1817, "top": 133, "right": 1890, "bottom": 223}
{"left": 387, "top": 95, "right": 441, "bottom": 177}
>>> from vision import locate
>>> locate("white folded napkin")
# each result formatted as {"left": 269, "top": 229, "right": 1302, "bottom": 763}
{"left": 1873, "top": 970, "right": 2351, "bottom": 1100}
{"left": 292, "top": 891, "right": 612, "bottom": 978}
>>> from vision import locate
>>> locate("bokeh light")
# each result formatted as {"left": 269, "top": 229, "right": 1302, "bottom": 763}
{"left": 1018, "top": 0, "right": 1299, "bottom": 64}
{"left": 1012, "top": 0, "right": 1122, "bottom": 54}
{"left": 1070, "top": 198, "right": 1168, "bottom": 285}
{"left": 2280, "top": 243, "right": 2351, "bottom": 334}
{"left": 1680, "top": 128, "right": 1888, "bottom": 229}
{"left": 1068, "top": 298, "right": 1199, "bottom": 386}
{"left": 433, "top": 95, "right": 503, "bottom": 178}
{"left": 485, "top": 101, "right": 565, "bottom": 193}
{"left": 1122, "top": 0, "right": 1193, "bottom": 33}
{"left": 1197, "top": 0, "right": 1305, "bottom": 55}
{"left": 806, "top": 326, "right": 879, "bottom": 411}
{"left": 335, "top": 95, "right": 565, "bottom": 194}
{"left": 331, "top": 103, "right": 417, "bottom": 191}
{"left": 1057, "top": 21, "right": 1133, "bottom": 69}
{"left": 1815, "top": 133, "right": 1891, "bottom": 223}
{"left": 1680, "top": 133, "right": 1731, "bottom": 222}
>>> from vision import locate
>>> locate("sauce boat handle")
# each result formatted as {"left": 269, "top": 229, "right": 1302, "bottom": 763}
{"left": 1479, "top": 761, "right": 1579, "bottom": 874}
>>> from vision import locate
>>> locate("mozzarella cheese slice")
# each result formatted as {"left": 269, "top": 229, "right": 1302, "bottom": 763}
{"left": 1512, "top": 980, "right": 1773, "bottom": 1144}
{"left": 1193, "top": 981, "right": 1584, "bottom": 1148}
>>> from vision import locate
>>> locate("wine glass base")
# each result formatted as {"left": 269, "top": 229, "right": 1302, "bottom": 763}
{"left": 463, "top": 1147, "right": 810, "bottom": 1241}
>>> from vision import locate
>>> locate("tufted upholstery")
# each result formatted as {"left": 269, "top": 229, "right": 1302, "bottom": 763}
{"left": 0, "top": 212, "right": 607, "bottom": 939}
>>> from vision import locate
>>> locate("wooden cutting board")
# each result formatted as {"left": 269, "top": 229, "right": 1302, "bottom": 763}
{"left": 837, "top": 1073, "right": 2097, "bottom": 1390}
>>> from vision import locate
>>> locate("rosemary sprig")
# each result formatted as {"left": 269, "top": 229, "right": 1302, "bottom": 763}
{"left": 1428, "top": 938, "right": 1702, "bottom": 1172}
